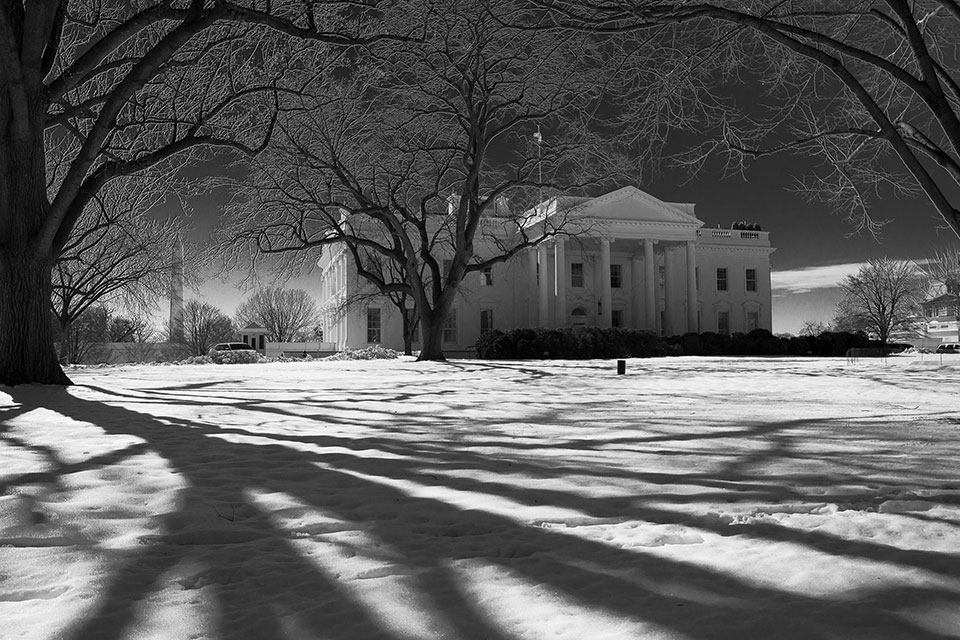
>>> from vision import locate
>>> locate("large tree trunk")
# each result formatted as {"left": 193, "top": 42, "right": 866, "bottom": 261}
{"left": 0, "top": 248, "right": 72, "bottom": 386}
{"left": 0, "top": 121, "right": 71, "bottom": 386}
{"left": 417, "top": 313, "right": 446, "bottom": 361}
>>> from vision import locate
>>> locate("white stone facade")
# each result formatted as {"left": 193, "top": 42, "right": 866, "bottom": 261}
{"left": 316, "top": 186, "right": 775, "bottom": 354}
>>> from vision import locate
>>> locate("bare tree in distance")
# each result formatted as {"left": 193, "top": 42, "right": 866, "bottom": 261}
{"left": 235, "top": 287, "right": 321, "bottom": 342}
{"left": 539, "top": 1, "right": 960, "bottom": 239}
{"left": 51, "top": 175, "right": 200, "bottom": 344}
{"left": 174, "top": 300, "right": 236, "bottom": 357}
{"left": 798, "top": 319, "right": 827, "bottom": 338}
{"left": 224, "top": 0, "right": 637, "bottom": 361}
{"left": 918, "top": 246, "right": 960, "bottom": 297}
{"left": 0, "top": 1, "right": 409, "bottom": 386}
{"left": 834, "top": 257, "right": 928, "bottom": 349}
{"left": 56, "top": 305, "right": 108, "bottom": 365}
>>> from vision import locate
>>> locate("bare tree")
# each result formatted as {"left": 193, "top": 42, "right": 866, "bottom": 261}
{"left": 798, "top": 319, "right": 827, "bottom": 337}
{"left": 541, "top": 1, "right": 960, "bottom": 239}
{"left": 919, "top": 246, "right": 960, "bottom": 296}
{"left": 55, "top": 305, "right": 108, "bottom": 365}
{"left": 235, "top": 287, "right": 321, "bottom": 342}
{"left": 51, "top": 175, "right": 197, "bottom": 342}
{"left": 175, "top": 300, "right": 236, "bottom": 357}
{"left": 834, "top": 257, "right": 927, "bottom": 348}
{"left": 226, "top": 0, "right": 633, "bottom": 361}
{"left": 0, "top": 1, "right": 404, "bottom": 386}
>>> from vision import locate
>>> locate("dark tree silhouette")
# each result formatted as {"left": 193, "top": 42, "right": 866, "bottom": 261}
{"left": 225, "top": 0, "right": 635, "bottom": 361}
{"left": 539, "top": 1, "right": 960, "bottom": 239}
{"left": 0, "top": 1, "right": 402, "bottom": 386}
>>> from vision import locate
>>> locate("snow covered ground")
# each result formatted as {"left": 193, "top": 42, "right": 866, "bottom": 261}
{"left": 2, "top": 355, "right": 960, "bottom": 640}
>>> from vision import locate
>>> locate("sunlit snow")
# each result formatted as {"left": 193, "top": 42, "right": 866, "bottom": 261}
{"left": 2, "top": 356, "right": 959, "bottom": 639}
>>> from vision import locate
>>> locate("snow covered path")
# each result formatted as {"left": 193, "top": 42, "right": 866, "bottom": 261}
{"left": 2, "top": 356, "right": 960, "bottom": 639}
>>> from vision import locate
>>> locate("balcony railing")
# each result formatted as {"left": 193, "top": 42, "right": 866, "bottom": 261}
{"left": 696, "top": 229, "right": 765, "bottom": 240}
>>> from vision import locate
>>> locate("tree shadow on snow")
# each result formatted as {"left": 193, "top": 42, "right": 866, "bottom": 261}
{"left": 2, "top": 372, "right": 959, "bottom": 640}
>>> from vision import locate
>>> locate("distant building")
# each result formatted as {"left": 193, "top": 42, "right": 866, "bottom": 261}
{"left": 316, "top": 186, "right": 775, "bottom": 353}
{"left": 239, "top": 325, "right": 269, "bottom": 353}
{"left": 921, "top": 278, "right": 960, "bottom": 342}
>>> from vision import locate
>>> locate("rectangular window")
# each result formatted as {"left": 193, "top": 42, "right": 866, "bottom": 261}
{"left": 747, "top": 311, "right": 759, "bottom": 331}
{"left": 610, "top": 264, "right": 622, "bottom": 289}
{"left": 571, "top": 262, "right": 584, "bottom": 287}
{"left": 718, "top": 310, "right": 730, "bottom": 335}
{"left": 611, "top": 309, "right": 624, "bottom": 328}
{"left": 366, "top": 308, "right": 381, "bottom": 343}
{"left": 717, "top": 268, "right": 728, "bottom": 292}
{"left": 481, "top": 265, "right": 493, "bottom": 286}
{"left": 745, "top": 268, "right": 757, "bottom": 292}
{"left": 696, "top": 266, "right": 700, "bottom": 291}
{"left": 480, "top": 309, "right": 494, "bottom": 336}
{"left": 442, "top": 308, "right": 457, "bottom": 343}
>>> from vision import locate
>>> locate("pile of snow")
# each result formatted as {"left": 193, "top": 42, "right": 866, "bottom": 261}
{"left": 2, "top": 356, "right": 959, "bottom": 640}
{"left": 322, "top": 345, "right": 400, "bottom": 360}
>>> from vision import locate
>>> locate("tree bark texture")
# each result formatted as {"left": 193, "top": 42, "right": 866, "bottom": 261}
{"left": 0, "top": 248, "right": 71, "bottom": 386}
{"left": 0, "top": 122, "right": 71, "bottom": 385}
{"left": 416, "top": 313, "right": 446, "bottom": 361}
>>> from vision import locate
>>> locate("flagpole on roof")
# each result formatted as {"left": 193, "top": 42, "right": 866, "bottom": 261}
{"left": 534, "top": 125, "right": 543, "bottom": 214}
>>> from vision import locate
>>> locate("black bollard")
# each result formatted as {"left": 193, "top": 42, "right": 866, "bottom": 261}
{"left": 617, "top": 359, "right": 626, "bottom": 375}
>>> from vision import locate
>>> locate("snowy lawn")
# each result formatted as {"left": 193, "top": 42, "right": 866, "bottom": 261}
{"left": 2, "top": 356, "right": 960, "bottom": 640}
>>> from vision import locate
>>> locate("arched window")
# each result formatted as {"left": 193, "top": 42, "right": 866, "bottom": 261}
{"left": 571, "top": 307, "right": 587, "bottom": 326}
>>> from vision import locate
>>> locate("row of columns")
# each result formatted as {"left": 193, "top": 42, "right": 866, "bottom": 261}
{"left": 532, "top": 237, "right": 698, "bottom": 334}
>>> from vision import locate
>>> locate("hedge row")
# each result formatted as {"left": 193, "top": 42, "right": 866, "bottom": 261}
{"left": 475, "top": 327, "right": 666, "bottom": 359}
{"left": 475, "top": 327, "right": 880, "bottom": 359}
{"left": 666, "top": 329, "right": 874, "bottom": 357}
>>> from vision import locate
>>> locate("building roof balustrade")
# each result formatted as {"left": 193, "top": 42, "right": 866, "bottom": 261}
{"left": 695, "top": 228, "right": 771, "bottom": 246}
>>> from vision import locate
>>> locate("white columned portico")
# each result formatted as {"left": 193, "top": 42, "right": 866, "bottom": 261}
{"left": 538, "top": 242, "right": 550, "bottom": 326}
{"left": 686, "top": 240, "right": 698, "bottom": 332}
{"left": 554, "top": 237, "right": 567, "bottom": 326}
{"left": 630, "top": 255, "right": 643, "bottom": 329}
{"left": 599, "top": 238, "right": 612, "bottom": 328}
{"left": 643, "top": 238, "right": 656, "bottom": 330}
{"left": 528, "top": 247, "right": 539, "bottom": 326}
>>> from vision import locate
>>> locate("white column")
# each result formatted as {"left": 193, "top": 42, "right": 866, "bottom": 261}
{"left": 631, "top": 255, "right": 643, "bottom": 329}
{"left": 663, "top": 247, "right": 674, "bottom": 336}
{"left": 644, "top": 238, "right": 656, "bottom": 330}
{"left": 527, "top": 248, "right": 539, "bottom": 326}
{"left": 554, "top": 237, "right": 567, "bottom": 327}
{"left": 538, "top": 242, "right": 550, "bottom": 327}
{"left": 686, "top": 240, "right": 698, "bottom": 333}
{"left": 600, "top": 238, "right": 612, "bottom": 328}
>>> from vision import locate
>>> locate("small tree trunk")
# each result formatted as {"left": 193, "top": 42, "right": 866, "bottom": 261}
{"left": 0, "top": 249, "right": 72, "bottom": 386}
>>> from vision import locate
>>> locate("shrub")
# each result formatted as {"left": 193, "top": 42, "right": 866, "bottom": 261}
{"left": 476, "top": 327, "right": 665, "bottom": 359}
{"left": 325, "top": 345, "right": 400, "bottom": 360}
{"left": 210, "top": 349, "right": 261, "bottom": 365}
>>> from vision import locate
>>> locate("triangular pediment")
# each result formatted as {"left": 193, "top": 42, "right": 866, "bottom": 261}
{"left": 565, "top": 186, "right": 702, "bottom": 226}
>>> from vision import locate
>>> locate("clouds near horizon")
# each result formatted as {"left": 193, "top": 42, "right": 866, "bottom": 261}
{"left": 771, "top": 263, "right": 865, "bottom": 294}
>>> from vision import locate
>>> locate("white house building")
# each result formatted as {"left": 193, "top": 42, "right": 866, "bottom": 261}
{"left": 316, "top": 186, "right": 775, "bottom": 354}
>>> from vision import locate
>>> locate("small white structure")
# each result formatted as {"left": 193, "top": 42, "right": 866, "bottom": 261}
{"left": 316, "top": 186, "right": 775, "bottom": 354}
{"left": 921, "top": 287, "right": 960, "bottom": 343}
{"left": 239, "top": 325, "right": 269, "bottom": 353}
